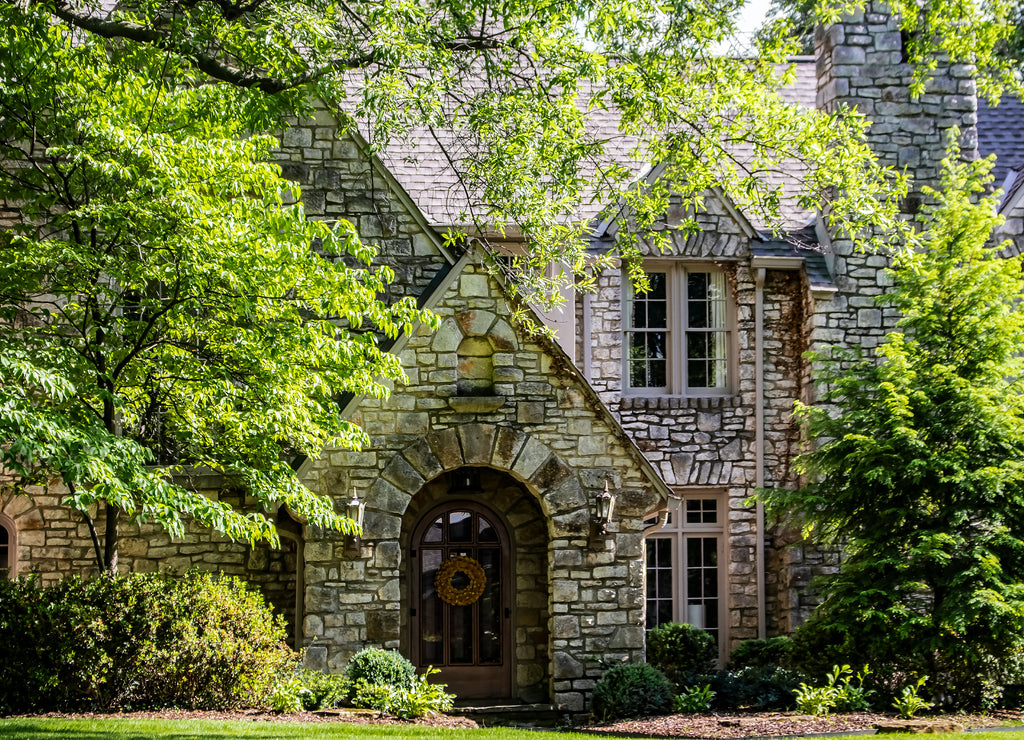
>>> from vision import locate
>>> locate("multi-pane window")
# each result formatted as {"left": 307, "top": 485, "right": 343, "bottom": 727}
{"left": 0, "top": 514, "right": 14, "bottom": 577}
{"left": 625, "top": 265, "right": 731, "bottom": 394}
{"left": 644, "top": 494, "right": 725, "bottom": 653}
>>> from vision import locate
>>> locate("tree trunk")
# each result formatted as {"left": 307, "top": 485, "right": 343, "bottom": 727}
{"left": 103, "top": 502, "right": 120, "bottom": 575}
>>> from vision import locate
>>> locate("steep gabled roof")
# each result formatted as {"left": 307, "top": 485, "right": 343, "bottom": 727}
{"left": 376, "top": 59, "right": 822, "bottom": 234}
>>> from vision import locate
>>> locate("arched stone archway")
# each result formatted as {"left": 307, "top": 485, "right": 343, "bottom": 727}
{"left": 304, "top": 422, "right": 655, "bottom": 711}
{"left": 400, "top": 468, "right": 550, "bottom": 702}
{"left": 364, "top": 423, "right": 592, "bottom": 543}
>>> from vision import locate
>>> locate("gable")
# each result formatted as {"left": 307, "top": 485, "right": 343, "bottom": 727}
{"left": 276, "top": 103, "right": 455, "bottom": 301}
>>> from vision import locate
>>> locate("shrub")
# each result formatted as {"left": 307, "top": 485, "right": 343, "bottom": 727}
{"left": 591, "top": 663, "right": 673, "bottom": 720}
{"left": 646, "top": 623, "right": 717, "bottom": 687}
{"left": 893, "top": 677, "right": 933, "bottom": 719}
{"left": 794, "top": 664, "right": 873, "bottom": 716}
{"left": 297, "top": 669, "right": 349, "bottom": 710}
{"left": 728, "top": 637, "right": 794, "bottom": 670}
{"left": 350, "top": 668, "right": 454, "bottom": 718}
{"left": 0, "top": 572, "right": 296, "bottom": 713}
{"left": 700, "top": 665, "right": 802, "bottom": 710}
{"left": 674, "top": 683, "right": 715, "bottom": 713}
{"left": 344, "top": 648, "right": 416, "bottom": 695}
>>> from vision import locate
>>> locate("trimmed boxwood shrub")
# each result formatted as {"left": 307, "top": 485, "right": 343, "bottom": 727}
{"left": 0, "top": 571, "right": 296, "bottom": 713}
{"left": 646, "top": 622, "right": 717, "bottom": 687}
{"left": 344, "top": 648, "right": 416, "bottom": 692}
{"left": 591, "top": 663, "right": 673, "bottom": 720}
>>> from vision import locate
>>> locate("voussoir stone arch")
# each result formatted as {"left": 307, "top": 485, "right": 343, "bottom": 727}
{"left": 431, "top": 311, "right": 519, "bottom": 354}
{"left": 365, "top": 423, "right": 590, "bottom": 539}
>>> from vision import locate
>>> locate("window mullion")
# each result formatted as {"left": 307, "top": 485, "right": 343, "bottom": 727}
{"left": 673, "top": 267, "right": 685, "bottom": 395}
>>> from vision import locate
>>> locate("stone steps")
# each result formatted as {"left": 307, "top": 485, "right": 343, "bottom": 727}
{"left": 451, "top": 701, "right": 566, "bottom": 728}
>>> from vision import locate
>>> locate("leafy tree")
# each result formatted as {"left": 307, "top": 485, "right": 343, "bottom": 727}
{"left": 760, "top": 0, "right": 1019, "bottom": 101}
{"left": 0, "top": 8, "right": 430, "bottom": 571}
{"left": 760, "top": 145, "right": 1024, "bottom": 707}
{"left": 2, "top": 0, "right": 1008, "bottom": 569}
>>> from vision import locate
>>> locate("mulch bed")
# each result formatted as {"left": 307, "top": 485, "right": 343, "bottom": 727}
{"left": 577, "top": 710, "right": 1024, "bottom": 738}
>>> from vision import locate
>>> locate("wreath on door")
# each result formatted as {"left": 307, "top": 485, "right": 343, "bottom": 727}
{"left": 435, "top": 555, "right": 487, "bottom": 606}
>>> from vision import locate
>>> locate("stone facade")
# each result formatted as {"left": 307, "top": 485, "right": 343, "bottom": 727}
{"left": 295, "top": 258, "right": 665, "bottom": 710}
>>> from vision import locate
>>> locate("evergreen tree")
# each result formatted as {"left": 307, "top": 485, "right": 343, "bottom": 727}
{"left": 761, "top": 144, "right": 1024, "bottom": 707}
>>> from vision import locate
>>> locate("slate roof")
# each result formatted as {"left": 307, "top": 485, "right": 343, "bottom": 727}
{"left": 978, "top": 97, "right": 1024, "bottom": 185}
{"left": 378, "top": 59, "right": 821, "bottom": 232}
{"left": 373, "top": 60, "right": 1024, "bottom": 274}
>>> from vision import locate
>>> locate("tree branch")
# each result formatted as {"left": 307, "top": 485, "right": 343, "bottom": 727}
{"left": 48, "top": 0, "right": 381, "bottom": 92}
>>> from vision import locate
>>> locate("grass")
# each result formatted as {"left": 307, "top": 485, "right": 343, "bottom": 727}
{"left": 0, "top": 718, "right": 594, "bottom": 740}
{"left": 2, "top": 719, "right": 1024, "bottom": 740}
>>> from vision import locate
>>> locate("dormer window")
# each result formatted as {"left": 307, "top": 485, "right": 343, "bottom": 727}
{"left": 623, "top": 264, "right": 732, "bottom": 395}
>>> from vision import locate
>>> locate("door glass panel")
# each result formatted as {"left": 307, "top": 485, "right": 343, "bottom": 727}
{"left": 478, "top": 515, "right": 498, "bottom": 542}
{"left": 423, "top": 516, "right": 443, "bottom": 543}
{"left": 448, "top": 604, "right": 473, "bottom": 664}
{"left": 477, "top": 548, "right": 501, "bottom": 664}
{"left": 420, "top": 549, "right": 444, "bottom": 663}
{"left": 448, "top": 511, "right": 472, "bottom": 542}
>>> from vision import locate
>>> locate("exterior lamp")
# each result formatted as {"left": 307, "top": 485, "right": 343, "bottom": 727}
{"left": 345, "top": 491, "right": 366, "bottom": 557}
{"left": 448, "top": 468, "right": 481, "bottom": 496}
{"left": 592, "top": 480, "right": 616, "bottom": 540}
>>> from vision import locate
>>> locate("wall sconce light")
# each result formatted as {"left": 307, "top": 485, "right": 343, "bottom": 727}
{"left": 345, "top": 491, "right": 366, "bottom": 557}
{"left": 448, "top": 468, "right": 481, "bottom": 496}
{"left": 592, "top": 480, "right": 616, "bottom": 541}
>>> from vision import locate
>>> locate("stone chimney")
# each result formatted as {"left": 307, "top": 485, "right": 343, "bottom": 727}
{"left": 815, "top": 1, "right": 978, "bottom": 213}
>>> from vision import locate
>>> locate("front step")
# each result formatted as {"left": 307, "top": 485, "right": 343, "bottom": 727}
{"left": 451, "top": 701, "right": 566, "bottom": 728}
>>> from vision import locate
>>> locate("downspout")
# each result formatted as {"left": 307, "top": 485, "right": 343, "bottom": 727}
{"left": 754, "top": 268, "right": 767, "bottom": 640}
{"left": 582, "top": 292, "right": 593, "bottom": 380}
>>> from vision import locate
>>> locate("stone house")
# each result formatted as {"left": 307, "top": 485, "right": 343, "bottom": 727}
{"left": 4, "top": 3, "right": 1024, "bottom": 712}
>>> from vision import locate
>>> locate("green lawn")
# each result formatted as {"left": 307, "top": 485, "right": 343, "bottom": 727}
{"left": 0, "top": 718, "right": 589, "bottom": 740}
{"left": 2, "top": 719, "right": 1024, "bottom": 740}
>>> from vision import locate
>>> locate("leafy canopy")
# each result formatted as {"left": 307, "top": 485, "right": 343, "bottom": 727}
{"left": 1, "top": 0, "right": 1007, "bottom": 566}
{"left": 0, "top": 6, "right": 431, "bottom": 565}
{"left": 760, "top": 142, "right": 1024, "bottom": 707}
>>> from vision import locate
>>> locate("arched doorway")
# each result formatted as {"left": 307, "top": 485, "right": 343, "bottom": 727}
{"left": 411, "top": 500, "right": 511, "bottom": 698}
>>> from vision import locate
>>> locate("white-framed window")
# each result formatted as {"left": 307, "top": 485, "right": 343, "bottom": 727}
{"left": 623, "top": 264, "right": 732, "bottom": 395}
{"left": 644, "top": 492, "right": 727, "bottom": 654}
{"left": 0, "top": 512, "right": 16, "bottom": 578}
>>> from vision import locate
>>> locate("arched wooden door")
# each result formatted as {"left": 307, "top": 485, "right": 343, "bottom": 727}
{"left": 411, "top": 501, "right": 512, "bottom": 699}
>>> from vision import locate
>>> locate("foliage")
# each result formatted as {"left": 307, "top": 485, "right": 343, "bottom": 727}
{"left": 0, "top": 0, "right": 437, "bottom": 571}
{"left": 794, "top": 682, "right": 839, "bottom": 717}
{"left": 344, "top": 648, "right": 416, "bottom": 695}
{"left": 760, "top": 0, "right": 1019, "bottom": 102}
{"left": 0, "top": 572, "right": 296, "bottom": 713}
{"left": 296, "top": 670, "right": 350, "bottom": 711}
{"left": 349, "top": 668, "right": 454, "bottom": 719}
{"left": 646, "top": 623, "right": 718, "bottom": 687}
{"left": 694, "top": 666, "right": 802, "bottom": 711}
{"left": 760, "top": 142, "right": 1024, "bottom": 709}
{"left": 728, "top": 637, "right": 795, "bottom": 670}
{"left": 793, "top": 664, "right": 873, "bottom": 717}
{"left": 591, "top": 663, "right": 673, "bottom": 721}
{"left": 674, "top": 684, "right": 716, "bottom": 713}
{"left": 893, "top": 677, "right": 934, "bottom": 719}
{"left": 270, "top": 676, "right": 307, "bottom": 714}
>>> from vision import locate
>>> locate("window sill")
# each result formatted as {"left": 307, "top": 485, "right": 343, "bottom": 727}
{"left": 618, "top": 394, "right": 739, "bottom": 411}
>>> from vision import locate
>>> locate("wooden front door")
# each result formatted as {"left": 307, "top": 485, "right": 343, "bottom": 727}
{"left": 411, "top": 501, "right": 511, "bottom": 699}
